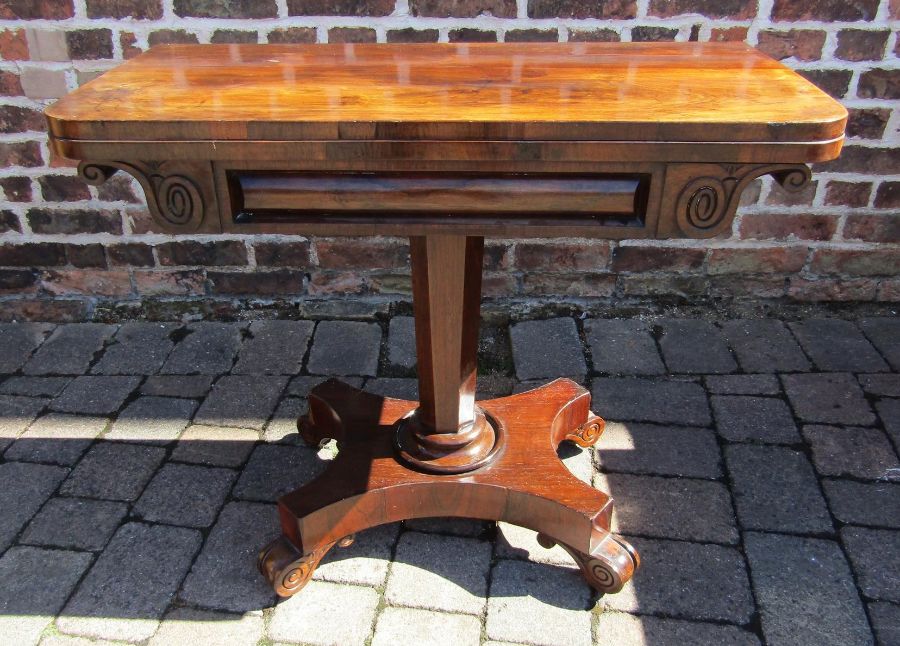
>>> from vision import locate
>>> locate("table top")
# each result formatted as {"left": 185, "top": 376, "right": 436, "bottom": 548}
{"left": 46, "top": 42, "right": 846, "bottom": 146}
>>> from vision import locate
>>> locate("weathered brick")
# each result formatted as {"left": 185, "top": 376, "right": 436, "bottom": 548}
{"left": 27, "top": 208, "right": 121, "bottom": 235}
{"left": 0, "top": 269, "right": 35, "bottom": 292}
{"left": 411, "top": 0, "right": 515, "bottom": 16}
{"left": 65, "top": 243, "right": 106, "bottom": 268}
{"left": 529, "top": 0, "right": 635, "bottom": 18}
{"left": 522, "top": 272, "right": 615, "bottom": 297}
{"left": 66, "top": 29, "right": 113, "bottom": 59}
{"left": 766, "top": 179, "right": 817, "bottom": 206}
{"left": 610, "top": 245, "right": 703, "bottom": 271}
{"left": 174, "top": 0, "right": 277, "bottom": 17}
{"left": 0, "top": 0, "right": 74, "bottom": 19}
{"left": 506, "top": 29, "right": 558, "bottom": 42}
{"left": 316, "top": 238, "right": 407, "bottom": 270}
{"left": 43, "top": 269, "right": 132, "bottom": 296}
{"left": 858, "top": 69, "right": 900, "bottom": 100}
{"left": 0, "top": 29, "right": 29, "bottom": 60}
{"left": 208, "top": 269, "right": 303, "bottom": 295}
{"left": 789, "top": 277, "right": 878, "bottom": 301}
{"left": 156, "top": 240, "right": 247, "bottom": 266}
{"left": 20, "top": 67, "right": 66, "bottom": 99}
{"left": 106, "top": 243, "right": 154, "bottom": 267}
{"left": 515, "top": 240, "right": 608, "bottom": 271}
{"left": 328, "top": 27, "right": 377, "bottom": 43}
{"left": 815, "top": 147, "right": 900, "bottom": 174}
{"left": 740, "top": 213, "right": 837, "bottom": 241}
{"left": 711, "top": 26, "right": 749, "bottom": 42}
{"left": 253, "top": 240, "right": 310, "bottom": 266}
{"left": 267, "top": 27, "right": 317, "bottom": 43}
{"left": 797, "top": 69, "right": 852, "bottom": 99}
{"left": 449, "top": 28, "right": 498, "bottom": 42}
{"left": 290, "top": 0, "right": 393, "bottom": 15}
{"left": 38, "top": 175, "right": 90, "bottom": 202}
{"left": 756, "top": 30, "right": 826, "bottom": 61}
{"left": 844, "top": 214, "right": 900, "bottom": 243}
{"left": 825, "top": 180, "right": 871, "bottom": 207}
{"left": 87, "top": 0, "right": 163, "bottom": 19}
{"left": 307, "top": 270, "right": 366, "bottom": 296}
{"left": 810, "top": 248, "right": 900, "bottom": 276}
{"left": 771, "top": 0, "right": 879, "bottom": 21}
{"left": 148, "top": 29, "right": 200, "bottom": 46}
{"left": 0, "top": 141, "right": 42, "bottom": 166}
{"left": 708, "top": 247, "right": 807, "bottom": 275}
{"left": 0, "top": 70, "right": 22, "bottom": 95}
{"left": 836, "top": 29, "right": 889, "bottom": 61}
{"left": 649, "top": 0, "right": 754, "bottom": 18}
{"left": 0, "top": 105, "right": 46, "bottom": 133}
{"left": 0, "top": 242, "right": 66, "bottom": 266}
{"left": 134, "top": 269, "right": 205, "bottom": 295}
{"left": 632, "top": 26, "right": 679, "bottom": 41}
{"left": 569, "top": 28, "right": 620, "bottom": 42}
{"left": 0, "top": 209, "right": 21, "bottom": 232}
{"left": 874, "top": 182, "right": 900, "bottom": 209}
{"left": 210, "top": 29, "right": 258, "bottom": 44}
{"left": 387, "top": 28, "right": 439, "bottom": 43}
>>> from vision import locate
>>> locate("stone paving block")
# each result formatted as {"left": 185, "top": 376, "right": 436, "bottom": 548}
{"left": 285, "top": 374, "right": 363, "bottom": 397}
{"left": 140, "top": 375, "right": 214, "bottom": 398}
{"left": 601, "top": 537, "right": 753, "bottom": 623}
{"left": 584, "top": 319, "right": 665, "bottom": 376}
{"left": 725, "top": 444, "right": 832, "bottom": 534}
{"left": 510, "top": 318, "right": 587, "bottom": 380}
{"left": 705, "top": 373, "right": 781, "bottom": 395}
{"left": 387, "top": 315, "right": 416, "bottom": 371}
{"left": 385, "top": 532, "right": 491, "bottom": 615}
{"left": 594, "top": 612, "right": 762, "bottom": 646}
{"left": 591, "top": 378, "right": 711, "bottom": 426}
{"left": 595, "top": 422, "right": 722, "bottom": 479}
{"left": 105, "top": 396, "right": 198, "bottom": 445}
{"left": 0, "top": 322, "right": 53, "bottom": 373}
{"left": 50, "top": 376, "right": 141, "bottom": 415}
{"left": 656, "top": 319, "right": 737, "bottom": 374}
{"left": 804, "top": 425, "right": 900, "bottom": 480}
{"left": 560, "top": 443, "right": 593, "bottom": 484}
{"left": 476, "top": 374, "right": 515, "bottom": 398}
{"left": 859, "top": 373, "right": 900, "bottom": 397}
{"left": 876, "top": 398, "right": 900, "bottom": 453}
{"left": 486, "top": 559, "right": 591, "bottom": 646}
{"left": 0, "top": 376, "right": 71, "bottom": 398}
{"left": 364, "top": 377, "right": 418, "bottom": 400}
{"left": 711, "top": 395, "right": 800, "bottom": 443}
{"left": 24, "top": 323, "right": 116, "bottom": 376}
{"left": 404, "top": 516, "right": 491, "bottom": 537}
{"left": 789, "top": 319, "right": 888, "bottom": 372}
{"left": 5, "top": 413, "right": 107, "bottom": 466}
{"left": 372, "top": 606, "right": 481, "bottom": 646}
{"left": 91, "top": 322, "right": 178, "bottom": 375}
{"left": 314, "top": 522, "right": 399, "bottom": 587}
{"left": 147, "top": 607, "right": 263, "bottom": 646}
{"left": 232, "top": 443, "right": 326, "bottom": 502}
{"left": 721, "top": 319, "right": 811, "bottom": 373}
{"left": 0, "top": 546, "right": 92, "bottom": 646}
{"left": 58, "top": 522, "right": 201, "bottom": 642}
{"left": 180, "top": 501, "right": 278, "bottom": 612}
{"left": 869, "top": 601, "right": 900, "bottom": 646}
{"left": 495, "top": 522, "right": 575, "bottom": 565}
{"left": 0, "top": 394, "right": 47, "bottom": 452}
{"left": 170, "top": 424, "right": 258, "bottom": 467}
{"left": 160, "top": 322, "right": 245, "bottom": 375}
{"left": 0, "top": 461, "right": 68, "bottom": 552}
{"left": 193, "top": 375, "right": 287, "bottom": 429}
{"left": 264, "top": 397, "right": 305, "bottom": 444}
{"left": 38, "top": 634, "right": 128, "bottom": 646}
{"left": 596, "top": 472, "right": 738, "bottom": 544}
{"left": 268, "top": 580, "right": 379, "bottom": 646}
{"left": 20, "top": 497, "right": 128, "bottom": 551}
{"left": 822, "top": 479, "right": 900, "bottom": 528}
{"left": 134, "top": 463, "right": 236, "bottom": 528}
{"left": 860, "top": 317, "right": 900, "bottom": 371}
{"left": 60, "top": 442, "right": 166, "bottom": 502}
{"left": 744, "top": 532, "right": 872, "bottom": 646}
{"left": 306, "top": 320, "right": 382, "bottom": 376}
{"left": 841, "top": 526, "right": 900, "bottom": 602}
{"left": 783, "top": 373, "right": 875, "bottom": 425}
{"left": 232, "top": 320, "right": 314, "bottom": 375}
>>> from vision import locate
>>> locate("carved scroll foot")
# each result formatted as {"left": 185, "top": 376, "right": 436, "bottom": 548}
{"left": 258, "top": 536, "right": 333, "bottom": 598}
{"left": 563, "top": 414, "right": 605, "bottom": 448}
{"left": 537, "top": 532, "right": 639, "bottom": 594}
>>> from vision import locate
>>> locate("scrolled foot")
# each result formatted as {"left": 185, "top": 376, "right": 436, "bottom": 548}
{"left": 258, "top": 536, "right": 333, "bottom": 598}
{"left": 563, "top": 414, "right": 606, "bottom": 448}
{"left": 297, "top": 416, "right": 328, "bottom": 448}
{"left": 537, "top": 532, "right": 639, "bottom": 594}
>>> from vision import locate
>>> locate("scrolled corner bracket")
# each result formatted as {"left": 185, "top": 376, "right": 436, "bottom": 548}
{"left": 78, "top": 162, "right": 117, "bottom": 185}
{"left": 769, "top": 164, "right": 812, "bottom": 193}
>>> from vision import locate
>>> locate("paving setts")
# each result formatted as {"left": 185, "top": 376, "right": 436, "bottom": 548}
{"left": 0, "top": 312, "right": 895, "bottom": 645}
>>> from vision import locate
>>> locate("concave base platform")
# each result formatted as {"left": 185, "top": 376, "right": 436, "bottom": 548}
{"left": 258, "top": 378, "right": 639, "bottom": 597}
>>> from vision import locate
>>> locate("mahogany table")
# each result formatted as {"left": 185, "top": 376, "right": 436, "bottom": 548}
{"left": 46, "top": 42, "right": 846, "bottom": 598}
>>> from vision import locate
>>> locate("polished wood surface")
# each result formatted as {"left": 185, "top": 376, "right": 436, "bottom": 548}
{"left": 47, "top": 42, "right": 845, "bottom": 146}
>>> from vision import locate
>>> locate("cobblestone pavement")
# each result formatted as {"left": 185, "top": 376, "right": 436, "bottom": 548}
{"left": 0, "top": 312, "right": 898, "bottom": 646}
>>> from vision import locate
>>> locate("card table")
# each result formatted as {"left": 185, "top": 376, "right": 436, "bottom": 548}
{"left": 45, "top": 42, "right": 846, "bottom": 597}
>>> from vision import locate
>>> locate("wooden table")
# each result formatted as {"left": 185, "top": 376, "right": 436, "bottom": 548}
{"left": 46, "top": 42, "right": 846, "bottom": 598}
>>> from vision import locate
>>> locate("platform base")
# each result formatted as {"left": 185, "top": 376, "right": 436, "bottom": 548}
{"left": 259, "top": 378, "right": 638, "bottom": 597}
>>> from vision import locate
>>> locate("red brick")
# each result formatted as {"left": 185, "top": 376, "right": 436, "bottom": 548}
{"left": 711, "top": 27, "right": 748, "bottom": 42}
{"left": 740, "top": 179, "right": 762, "bottom": 206}
{"left": 107, "top": 243, "right": 154, "bottom": 267}
{"left": 707, "top": 247, "right": 807, "bottom": 275}
{"left": 0, "top": 268, "right": 37, "bottom": 293}
{"left": 387, "top": 29, "right": 439, "bottom": 43}
{"left": 756, "top": 30, "right": 825, "bottom": 61}
{"left": 208, "top": 269, "right": 303, "bottom": 295}
{"left": 38, "top": 175, "right": 91, "bottom": 202}
{"left": 0, "top": 29, "right": 28, "bottom": 60}
{"left": 210, "top": 30, "right": 258, "bottom": 44}
{"left": 134, "top": 269, "right": 204, "bottom": 295}
{"left": 66, "top": 29, "right": 113, "bottom": 60}
{"left": 506, "top": 29, "right": 558, "bottom": 42}
{"left": 611, "top": 246, "right": 704, "bottom": 272}
{"left": 290, "top": 0, "right": 393, "bottom": 15}
{"left": 649, "top": 0, "right": 755, "bottom": 18}
{"left": 42, "top": 269, "right": 132, "bottom": 297}
{"left": 529, "top": 0, "right": 636, "bottom": 19}
{"left": 66, "top": 244, "right": 107, "bottom": 268}
{"left": 814, "top": 147, "right": 900, "bottom": 175}
{"left": 411, "top": 0, "right": 515, "bottom": 16}
{"left": 846, "top": 108, "right": 890, "bottom": 139}
{"left": 771, "top": 0, "right": 878, "bottom": 21}
{"left": 514, "top": 241, "right": 609, "bottom": 271}
{"left": 844, "top": 215, "right": 900, "bottom": 243}
{"left": 27, "top": 209, "right": 122, "bottom": 235}
{"left": 788, "top": 277, "right": 877, "bottom": 302}
{"left": 368, "top": 272, "right": 412, "bottom": 295}
{"left": 315, "top": 238, "right": 408, "bottom": 270}
{"left": 811, "top": 249, "right": 900, "bottom": 276}
{"left": 0, "top": 243, "right": 66, "bottom": 267}
{"left": 0, "top": 177, "right": 31, "bottom": 201}
{"left": 148, "top": 30, "right": 199, "bottom": 46}
{"left": 568, "top": 29, "right": 620, "bottom": 42}
{"left": 0, "top": 141, "right": 42, "bottom": 167}
{"left": 0, "top": 105, "right": 46, "bottom": 133}
{"left": 449, "top": 29, "right": 497, "bottom": 43}
{"left": 824, "top": 182, "right": 871, "bottom": 209}
{"left": 0, "top": 70, "right": 22, "bottom": 95}
{"left": 631, "top": 27, "right": 679, "bottom": 42}
{"left": 877, "top": 279, "right": 900, "bottom": 302}
{"left": 267, "top": 28, "right": 317, "bottom": 44}
{"left": 740, "top": 213, "right": 837, "bottom": 241}
{"left": 874, "top": 182, "right": 900, "bottom": 209}
{"left": 97, "top": 174, "right": 141, "bottom": 203}
{"left": 481, "top": 272, "right": 517, "bottom": 297}
{"left": 892, "top": 0, "right": 900, "bottom": 19}
{"left": 174, "top": 0, "right": 277, "bottom": 17}
{"left": 857, "top": 69, "right": 900, "bottom": 100}
{"left": 0, "top": 0, "right": 74, "bottom": 19}
{"left": 483, "top": 242, "right": 511, "bottom": 270}
{"left": 253, "top": 241, "right": 311, "bottom": 267}
{"left": 835, "top": 29, "right": 889, "bottom": 62}
{"left": 123, "top": 206, "right": 155, "bottom": 234}
{"left": 156, "top": 240, "right": 247, "bottom": 266}
{"left": 619, "top": 274, "right": 708, "bottom": 298}
{"left": 307, "top": 271, "right": 366, "bottom": 296}
{"left": 522, "top": 272, "right": 616, "bottom": 297}
{"left": 328, "top": 28, "right": 377, "bottom": 44}
{"left": 708, "top": 275, "right": 787, "bottom": 298}
{"left": 765, "top": 179, "right": 817, "bottom": 206}
{"left": 796, "top": 69, "right": 852, "bottom": 99}
{"left": 0, "top": 209, "right": 20, "bottom": 233}
{"left": 87, "top": 0, "right": 162, "bottom": 18}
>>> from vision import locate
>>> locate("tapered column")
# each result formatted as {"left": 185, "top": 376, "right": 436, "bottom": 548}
{"left": 394, "top": 235, "right": 500, "bottom": 473}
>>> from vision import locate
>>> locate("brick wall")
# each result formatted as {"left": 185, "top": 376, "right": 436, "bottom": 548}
{"left": 0, "top": 0, "right": 898, "bottom": 320}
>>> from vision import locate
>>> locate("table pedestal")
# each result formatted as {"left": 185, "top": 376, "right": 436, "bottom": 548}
{"left": 258, "top": 236, "right": 639, "bottom": 598}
